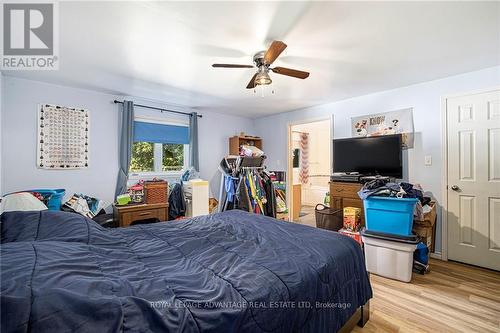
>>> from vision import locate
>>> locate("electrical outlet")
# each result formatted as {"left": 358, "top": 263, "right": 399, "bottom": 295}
{"left": 424, "top": 155, "right": 432, "bottom": 166}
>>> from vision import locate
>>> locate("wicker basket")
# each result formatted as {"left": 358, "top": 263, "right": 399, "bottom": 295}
{"left": 315, "top": 204, "right": 343, "bottom": 231}
{"left": 144, "top": 180, "right": 168, "bottom": 204}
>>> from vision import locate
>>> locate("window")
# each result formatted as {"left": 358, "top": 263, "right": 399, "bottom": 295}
{"left": 129, "top": 119, "right": 189, "bottom": 175}
{"left": 130, "top": 142, "right": 188, "bottom": 173}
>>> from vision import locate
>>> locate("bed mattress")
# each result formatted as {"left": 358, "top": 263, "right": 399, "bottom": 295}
{"left": 1, "top": 210, "right": 372, "bottom": 332}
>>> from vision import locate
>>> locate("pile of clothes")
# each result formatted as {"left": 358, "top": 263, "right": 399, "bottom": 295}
{"left": 358, "top": 178, "right": 432, "bottom": 220}
{"left": 62, "top": 193, "right": 107, "bottom": 218}
{"left": 239, "top": 145, "right": 265, "bottom": 157}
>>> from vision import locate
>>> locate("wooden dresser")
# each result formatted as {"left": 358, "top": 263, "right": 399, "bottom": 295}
{"left": 113, "top": 203, "right": 169, "bottom": 227}
{"left": 329, "top": 181, "right": 365, "bottom": 226}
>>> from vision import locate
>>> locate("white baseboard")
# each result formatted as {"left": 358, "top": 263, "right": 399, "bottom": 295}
{"left": 430, "top": 252, "right": 443, "bottom": 260}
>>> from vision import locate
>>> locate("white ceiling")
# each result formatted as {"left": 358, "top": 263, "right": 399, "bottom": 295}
{"left": 4, "top": 1, "right": 500, "bottom": 118}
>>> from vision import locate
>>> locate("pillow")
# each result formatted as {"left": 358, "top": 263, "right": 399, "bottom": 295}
{"left": 0, "top": 192, "right": 48, "bottom": 213}
{"left": 1, "top": 210, "right": 104, "bottom": 243}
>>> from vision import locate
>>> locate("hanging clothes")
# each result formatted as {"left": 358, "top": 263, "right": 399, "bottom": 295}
{"left": 236, "top": 174, "right": 252, "bottom": 212}
{"left": 168, "top": 183, "right": 186, "bottom": 220}
{"left": 220, "top": 161, "right": 277, "bottom": 218}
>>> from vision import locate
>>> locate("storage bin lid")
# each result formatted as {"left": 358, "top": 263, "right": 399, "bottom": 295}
{"left": 364, "top": 196, "right": 418, "bottom": 203}
{"left": 361, "top": 229, "right": 420, "bottom": 244}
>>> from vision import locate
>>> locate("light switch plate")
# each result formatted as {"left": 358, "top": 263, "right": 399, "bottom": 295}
{"left": 425, "top": 155, "right": 432, "bottom": 166}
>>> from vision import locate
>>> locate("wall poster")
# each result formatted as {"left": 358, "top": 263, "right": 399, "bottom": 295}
{"left": 351, "top": 108, "right": 414, "bottom": 149}
{"left": 37, "top": 104, "right": 89, "bottom": 169}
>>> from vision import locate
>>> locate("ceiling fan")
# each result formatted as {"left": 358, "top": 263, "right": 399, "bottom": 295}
{"left": 212, "top": 41, "right": 310, "bottom": 89}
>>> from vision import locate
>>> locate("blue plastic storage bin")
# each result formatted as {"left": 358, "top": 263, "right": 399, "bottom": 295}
{"left": 29, "top": 189, "right": 65, "bottom": 210}
{"left": 363, "top": 196, "right": 418, "bottom": 236}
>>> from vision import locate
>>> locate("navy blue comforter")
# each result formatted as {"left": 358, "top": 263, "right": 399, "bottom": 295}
{"left": 1, "top": 210, "right": 371, "bottom": 332}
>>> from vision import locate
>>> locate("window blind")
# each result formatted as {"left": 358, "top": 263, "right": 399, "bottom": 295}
{"left": 134, "top": 121, "right": 189, "bottom": 144}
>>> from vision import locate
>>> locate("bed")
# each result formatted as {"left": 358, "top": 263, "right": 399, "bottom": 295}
{"left": 1, "top": 210, "right": 372, "bottom": 332}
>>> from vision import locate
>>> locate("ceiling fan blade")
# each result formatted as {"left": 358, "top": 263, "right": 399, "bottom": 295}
{"left": 246, "top": 73, "right": 258, "bottom": 89}
{"left": 212, "top": 64, "right": 254, "bottom": 68}
{"left": 263, "top": 41, "right": 287, "bottom": 65}
{"left": 271, "top": 66, "right": 309, "bottom": 79}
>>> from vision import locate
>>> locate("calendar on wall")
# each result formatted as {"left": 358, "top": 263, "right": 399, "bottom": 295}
{"left": 37, "top": 104, "right": 90, "bottom": 169}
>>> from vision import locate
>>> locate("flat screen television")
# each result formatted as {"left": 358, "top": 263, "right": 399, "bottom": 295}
{"left": 332, "top": 134, "right": 402, "bottom": 178}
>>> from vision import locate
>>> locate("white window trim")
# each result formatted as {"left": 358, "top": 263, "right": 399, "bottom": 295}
{"left": 129, "top": 116, "right": 190, "bottom": 180}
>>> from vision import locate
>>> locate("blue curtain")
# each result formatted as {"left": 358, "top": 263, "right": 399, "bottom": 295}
{"left": 134, "top": 121, "right": 189, "bottom": 144}
{"left": 189, "top": 112, "right": 199, "bottom": 171}
{"left": 115, "top": 101, "right": 134, "bottom": 197}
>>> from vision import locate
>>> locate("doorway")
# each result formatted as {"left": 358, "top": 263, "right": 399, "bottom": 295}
{"left": 444, "top": 88, "right": 500, "bottom": 271}
{"left": 288, "top": 118, "right": 332, "bottom": 226}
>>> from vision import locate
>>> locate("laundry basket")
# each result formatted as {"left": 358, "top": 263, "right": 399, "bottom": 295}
{"left": 315, "top": 204, "right": 342, "bottom": 231}
{"left": 28, "top": 189, "right": 65, "bottom": 210}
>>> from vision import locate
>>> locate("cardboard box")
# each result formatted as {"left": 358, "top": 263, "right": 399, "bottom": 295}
{"left": 343, "top": 207, "right": 362, "bottom": 231}
{"left": 413, "top": 225, "right": 434, "bottom": 252}
{"left": 414, "top": 201, "right": 437, "bottom": 227}
{"left": 339, "top": 228, "right": 362, "bottom": 245}
{"left": 413, "top": 201, "right": 437, "bottom": 252}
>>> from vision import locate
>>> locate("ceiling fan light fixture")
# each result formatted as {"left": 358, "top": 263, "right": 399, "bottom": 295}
{"left": 211, "top": 40, "right": 310, "bottom": 90}
{"left": 255, "top": 71, "right": 272, "bottom": 86}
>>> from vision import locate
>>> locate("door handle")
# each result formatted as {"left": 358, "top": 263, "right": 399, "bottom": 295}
{"left": 451, "top": 185, "right": 460, "bottom": 192}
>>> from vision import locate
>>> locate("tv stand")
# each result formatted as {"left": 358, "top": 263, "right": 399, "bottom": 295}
{"left": 329, "top": 181, "right": 365, "bottom": 227}
{"left": 330, "top": 174, "right": 362, "bottom": 183}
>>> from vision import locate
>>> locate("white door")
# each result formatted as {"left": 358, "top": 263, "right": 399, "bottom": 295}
{"left": 447, "top": 89, "right": 500, "bottom": 271}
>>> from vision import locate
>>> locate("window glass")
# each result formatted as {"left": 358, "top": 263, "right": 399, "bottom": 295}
{"left": 162, "top": 143, "right": 184, "bottom": 171}
{"left": 130, "top": 142, "right": 154, "bottom": 172}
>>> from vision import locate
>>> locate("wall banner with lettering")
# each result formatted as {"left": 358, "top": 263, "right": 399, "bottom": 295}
{"left": 351, "top": 108, "right": 414, "bottom": 149}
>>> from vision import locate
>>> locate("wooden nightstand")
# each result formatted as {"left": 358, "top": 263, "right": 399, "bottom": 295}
{"left": 113, "top": 202, "right": 169, "bottom": 227}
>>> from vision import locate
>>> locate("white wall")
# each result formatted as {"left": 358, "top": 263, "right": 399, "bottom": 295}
{"left": 1, "top": 76, "right": 254, "bottom": 203}
{"left": 254, "top": 66, "right": 500, "bottom": 253}
{"left": 0, "top": 72, "right": 3, "bottom": 194}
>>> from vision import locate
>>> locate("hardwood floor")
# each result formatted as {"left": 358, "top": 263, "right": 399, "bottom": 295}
{"left": 291, "top": 207, "right": 499, "bottom": 332}
{"left": 296, "top": 205, "right": 316, "bottom": 227}
{"left": 353, "top": 259, "right": 500, "bottom": 333}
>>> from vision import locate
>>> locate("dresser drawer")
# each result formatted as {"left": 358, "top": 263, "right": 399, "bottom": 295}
{"left": 330, "top": 183, "right": 362, "bottom": 199}
{"left": 343, "top": 197, "right": 364, "bottom": 210}
{"left": 130, "top": 209, "right": 161, "bottom": 221}
{"left": 114, "top": 203, "right": 169, "bottom": 227}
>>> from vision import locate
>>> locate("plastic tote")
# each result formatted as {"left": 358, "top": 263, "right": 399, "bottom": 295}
{"left": 361, "top": 229, "right": 419, "bottom": 282}
{"left": 363, "top": 196, "right": 418, "bottom": 236}
{"left": 315, "top": 204, "right": 343, "bottom": 231}
{"left": 29, "top": 189, "right": 65, "bottom": 210}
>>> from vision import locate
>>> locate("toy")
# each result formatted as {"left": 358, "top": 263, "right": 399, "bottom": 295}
{"left": 343, "top": 207, "right": 362, "bottom": 231}
{"left": 129, "top": 184, "right": 144, "bottom": 203}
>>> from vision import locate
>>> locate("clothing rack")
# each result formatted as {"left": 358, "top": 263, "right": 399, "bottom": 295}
{"left": 113, "top": 100, "right": 203, "bottom": 118}
{"left": 240, "top": 166, "right": 265, "bottom": 170}
{"left": 217, "top": 156, "right": 276, "bottom": 217}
